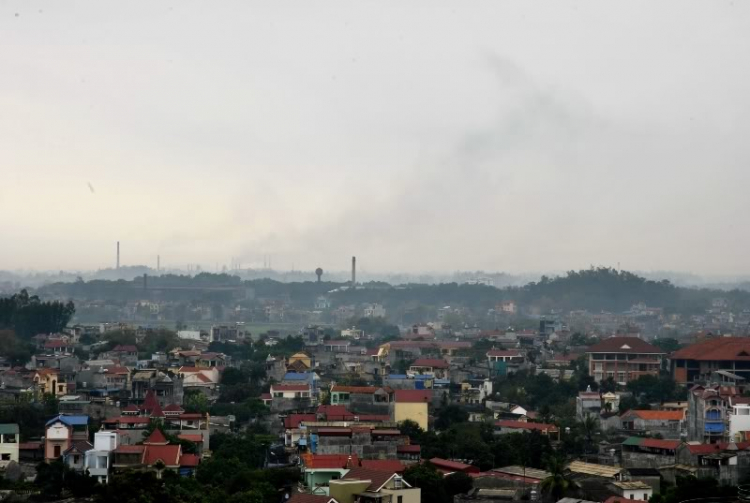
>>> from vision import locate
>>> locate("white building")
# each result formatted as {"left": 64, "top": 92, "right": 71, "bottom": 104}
{"left": 730, "top": 403, "right": 750, "bottom": 441}
{"left": 363, "top": 303, "right": 386, "bottom": 318}
{"left": 85, "top": 431, "right": 118, "bottom": 484}
{"left": 0, "top": 424, "right": 19, "bottom": 467}
{"left": 177, "top": 330, "right": 203, "bottom": 341}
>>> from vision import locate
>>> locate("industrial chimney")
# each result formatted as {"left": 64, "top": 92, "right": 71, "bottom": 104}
{"left": 116, "top": 242, "right": 120, "bottom": 270}
{"left": 351, "top": 256, "right": 356, "bottom": 287}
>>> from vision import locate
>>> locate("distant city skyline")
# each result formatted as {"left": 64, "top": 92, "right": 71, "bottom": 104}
{"left": 3, "top": 1, "right": 750, "bottom": 274}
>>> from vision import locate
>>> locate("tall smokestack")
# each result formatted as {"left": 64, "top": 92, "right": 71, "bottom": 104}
{"left": 157, "top": 255, "right": 161, "bottom": 272}
{"left": 351, "top": 256, "right": 356, "bottom": 287}
{"left": 117, "top": 242, "right": 120, "bottom": 270}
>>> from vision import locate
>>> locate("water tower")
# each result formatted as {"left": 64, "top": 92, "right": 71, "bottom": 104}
{"left": 315, "top": 267, "right": 323, "bottom": 283}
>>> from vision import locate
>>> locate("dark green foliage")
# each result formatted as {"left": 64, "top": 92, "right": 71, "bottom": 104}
{"left": 444, "top": 472, "right": 474, "bottom": 496}
{"left": 652, "top": 337, "right": 683, "bottom": 353}
{"left": 348, "top": 316, "right": 400, "bottom": 338}
{"left": 541, "top": 454, "right": 572, "bottom": 501}
{"left": 650, "top": 476, "right": 737, "bottom": 503}
{"left": 626, "top": 374, "right": 685, "bottom": 404}
{"left": 435, "top": 404, "right": 469, "bottom": 430}
{"left": 0, "top": 330, "right": 34, "bottom": 365}
{"left": 0, "top": 402, "right": 49, "bottom": 440}
{"left": 35, "top": 459, "right": 98, "bottom": 498}
{"left": 0, "top": 290, "right": 75, "bottom": 339}
{"left": 404, "top": 463, "right": 449, "bottom": 503}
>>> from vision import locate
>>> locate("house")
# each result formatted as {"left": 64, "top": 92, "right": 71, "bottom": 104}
{"left": 103, "top": 366, "right": 131, "bottom": 391}
{"left": 85, "top": 431, "right": 119, "bottom": 484}
{"left": 270, "top": 384, "right": 313, "bottom": 412}
{"left": 620, "top": 410, "right": 684, "bottom": 440}
{"left": 45, "top": 414, "right": 90, "bottom": 461}
{"left": 391, "top": 390, "right": 432, "bottom": 430}
{"left": 112, "top": 429, "right": 195, "bottom": 476}
{"left": 486, "top": 350, "right": 525, "bottom": 376}
{"left": 396, "top": 445, "right": 420, "bottom": 463}
{"left": 63, "top": 440, "right": 94, "bottom": 472}
{"left": 429, "top": 458, "right": 479, "bottom": 474}
{"left": 609, "top": 482, "right": 653, "bottom": 502}
{"left": 671, "top": 338, "right": 750, "bottom": 385}
{"left": 177, "top": 366, "right": 220, "bottom": 393}
{"left": 329, "top": 467, "right": 420, "bottom": 503}
{"left": 0, "top": 424, "right": 19, "bottom": 467}
{"left": 408, "top": 359, "right": 449, "bottom": 379}
{"left": 585, "top": 337, "right": 665, "bottom": 384}
{"left": 576, "top": 388, "right": 602, "bottom": 421}
{"left": 494, "top": 420, "right": 560, "bottom": 440}
{"left": 324, "top": 340, "right": 351, "bottom": 353}
{"left": 283, "top": 372, "right": 320, "bottom": 396}
{"left": 288, "top": 352, "right": 313, "bottom": 371}
{"left": 685, "top": 384, "right": 741, "bottom": 443}
{"left": 675, "top": 441, "right": 750, "bottom": 486}
{"left": 107, "top": 345, "right": 139, "bottom": 365}
{"left": 33, "top": 368, "right": 67, "bottom": 396}
{"left": 621, "top": 437, "right": 680, "bottom": 469}
{"left": 330, "top": 386, "right": 392, "bottom": 415}
{"left": 44, "top": 340, "right": 74, "bottom": 355}
{"left": 301, "top": 453, "right": 359, "bottom": 494}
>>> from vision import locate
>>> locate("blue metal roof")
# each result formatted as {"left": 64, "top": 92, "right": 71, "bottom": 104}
{"left": 46, "top": 414, "right": 90, "bottom": 427}
{"left": 387, "top": 374, "right": 408, "bottom": 379}
{"left": 283, "top": 372, "right": 312, "bottom": 381}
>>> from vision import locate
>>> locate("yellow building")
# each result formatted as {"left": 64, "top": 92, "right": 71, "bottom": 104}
{"left": 330, "top": 467, "right": 420, "bottom": 503}
{"left": 392, "top": 390, "right": 432, "bottom": 430}
{"left": 33, "top": 369, "right": 67, "bottom": 396}
{"left": 288, "top": 352, "right": 312, "bottom": 370}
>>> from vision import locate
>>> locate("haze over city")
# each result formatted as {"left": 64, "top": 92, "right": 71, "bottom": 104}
{"left": 3, "top": 1, "right": 750, "bottom": 275}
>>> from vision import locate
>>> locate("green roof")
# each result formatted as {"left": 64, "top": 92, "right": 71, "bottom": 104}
{"left": 622, "top": 437, "right": 644, "bottom": 446}
{"left": 0, "top": 424, "right": 19, "bottom": 435}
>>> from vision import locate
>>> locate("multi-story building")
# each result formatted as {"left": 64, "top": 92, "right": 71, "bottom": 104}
{"left": 686, "top": 384, "right": 739, "bottom": 443}
{"left": 0, "top": 424, "right": 19, "bottom": 467}
{"left": 85, "top": 431, "right": 119, "bottom": 484}
{"left": 585, "top": 337, "right": 665, "bottom": 384}
{"left": 329, "top": 467, "right": 420, "bottom": 503}
{"left": 45, "top": 415, "right": 90, "bottom": 461}
{"left": 390, "top": 390, "right": 431, "bottom": 430}
{"left": 672, "top": 338, "right": 750, "bottom": 385}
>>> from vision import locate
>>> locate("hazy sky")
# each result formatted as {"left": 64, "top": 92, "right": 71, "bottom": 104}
{"left": 2, "top": 1, "right": 750, "bottom": 275}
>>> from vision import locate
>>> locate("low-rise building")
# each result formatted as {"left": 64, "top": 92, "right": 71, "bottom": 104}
{"left": 408, "top": 359, "right": 449, "bottom": 379}
{"left": 85, "top": 431, "right": 119, "bottom": 484}
{"left": 329, "top": 467, "right": 420, "bottom": 503}
{"left": 0, "top": 424, "right": 19, "bottom": 467}
{"left": 620, "top": 410, "right": 684, "bottom": 440}
{"left": 391, "top": 390, "right": 431, "bottom": 430}
{"left": 45, "top": 414, "right": 90, "bottom": 461}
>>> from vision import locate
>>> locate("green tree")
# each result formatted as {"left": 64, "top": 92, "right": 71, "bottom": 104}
{"left": 184, "top": 390, "right": 210, "bottom": 414}
{"left": 404, "top": 463, "right": 448, "bottom": 503}
{"left": 445, "top": 472, "right": 473, "bottom": 496}
{"left": 541, "top": 454, "right": 573, "bottom": 501}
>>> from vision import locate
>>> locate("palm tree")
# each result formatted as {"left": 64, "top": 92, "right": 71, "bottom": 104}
{"left": 541, "top": 454, "right": 572, "bottom": 502}
{"left": 579, "top": 415, "right": 599, "bottom": 459}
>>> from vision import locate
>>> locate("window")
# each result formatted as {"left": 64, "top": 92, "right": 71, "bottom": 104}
{"left": 1, "top": 454, "right": 10, "bottom": 461}
{"left": 73, "top": 455, "right": 80, "bottom": 464}
{"left": 2, "top": 434, "right": 16, "bottom": 443}
{"left": 398, "top": 497, "right": 403, "bottom": 503}
{"left": 54, "top": 445, "right": 61, "bottom": 457}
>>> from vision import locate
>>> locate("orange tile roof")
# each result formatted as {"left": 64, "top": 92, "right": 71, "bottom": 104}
{"left": 627, "top": 410, "right": 683, "bottom": 421}
{"left": 142, "top": 445, "right": 181, "bottom": 466}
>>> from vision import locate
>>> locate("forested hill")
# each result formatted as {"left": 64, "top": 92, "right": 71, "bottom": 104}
{"left": 31, "top": 268, "right": 750, "bottom": 315}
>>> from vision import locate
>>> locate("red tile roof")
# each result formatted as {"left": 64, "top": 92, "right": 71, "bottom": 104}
{"left": 163, "top": 403, "right": 185, "bottom": 412}
{"left": 394, "top": 389, "right": 432, "bottom": 403}
{"left": 303, "top": 453, "right": 359, "bottom": 469}
{"left": 430, "top": 458, "right": 479, "bottom": 473}
{"left": 360, "top": 460, "right": 406, "bottom": 473}
{"left": 104, "top": 416, "right": 150, "bottom": 425}
{"left": 178, "top": 366, "right": 204, "bottom": 373}
{"left": 122, "top": 404, "right": 140, "bottom": 412}
{"left": 586, "top": 337, "right": 663, "bottom": 354}
{"left": 672, "top": 338, "right": 750, "bottom": 361}
{"left": 260, "top": 393, "right": 272, "bottom": 400}
{"left": 142, "top": 444, "right": 181, "bottom": 466}
{"left": 686, "top": 441, "right": 750, "bottom": 454}
{"left": 115, "top": 445, "right": 145, "bottom": 454}
{"left": 495, "top": 420, "right": 558, "bottom": 432}
{"left": 397, "top": 444, "right": 421, "bottom": 453}
{"left": 284, "top": 414, "right": 317, "bottom": 429}
{"left": 180, "top": 453, "right": 200, "bottom": 467}
{"left": 44, "top": 340, "right": 70, "bottom": 348}
{"left": 640, "top": 438, "right": 681, "bottom": 450}
{"left": 144, "top": 429, "right": 168, "bottom": 445}
{"left": 317, "top": 405, "right": 354, "bottom": 420}
{"left": 288, "top": 494, "right": 334, "bottom": 503}
{"left": 411, "top": 358, "right": 449, "bottom": 369}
